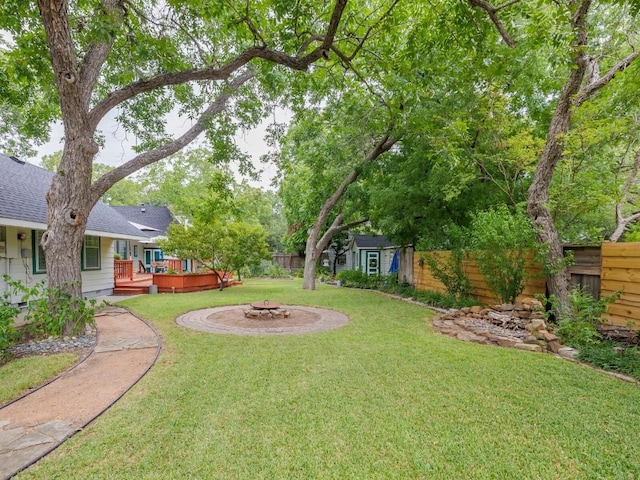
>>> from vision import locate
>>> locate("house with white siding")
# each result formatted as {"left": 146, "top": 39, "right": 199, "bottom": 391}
{"left": 111, "top": 205, "right": 193, "bottom": 273}
{"left": 327, "top": 234, "right": 397, "bottom": 276}
{"left": 0, "top": 153, "right": 146, "bottom": 302}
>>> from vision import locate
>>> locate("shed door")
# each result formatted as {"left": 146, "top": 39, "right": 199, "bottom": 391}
{"left": 365, "top": 251, "right": 380, "bottom": 276}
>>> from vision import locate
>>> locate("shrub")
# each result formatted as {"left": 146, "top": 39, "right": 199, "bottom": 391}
{"left": 25, "top": 285, "right": 96, "bottom": 337}
{"left": 550, "top": 287, "right": 620, "bottom": 348}
{"left": 4, "top": 277, "right": 95, "bottom": 338}
{"left": 336, "top": 270, "right": 376, "bottom": 288}
{"left": 414, "top": 289, "right": 477, "bottom": 309}
{"left": 337, "top": 270, "right": 477, "bottom": 309}
{"left": 0, "top": 282, "right": 19, "bottom": 350}
{"left": 470, "top": 205, "right": 536, "bottom": 304}
{"left": 421, "top": 249, "right": 471, "bottom": 300}
{"left": 316, "top": 265, "right": 333, "bottom": 281}
{"left": 578, "top": 342, "right": 640, "bottom": 380}
{"left": 263, "top": 263, "right": 290, "bottom": 278}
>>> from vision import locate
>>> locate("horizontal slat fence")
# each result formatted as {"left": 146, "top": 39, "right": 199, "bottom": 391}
{"left": 414, "top": 250, "right": 545, "bottom": 305}
{"left": 415, "top": 243, "right": 640, "bottom": 328}
{"left": 601, "top": 242, "right": 640, "bottom": 328}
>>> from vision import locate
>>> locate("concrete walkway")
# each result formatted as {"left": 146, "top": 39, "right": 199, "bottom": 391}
{"left": 0, "top": 306, "right": 161, "bottom": 479}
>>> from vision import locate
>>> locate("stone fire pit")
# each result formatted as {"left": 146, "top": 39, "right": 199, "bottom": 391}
{"left": 244, "top": 300, "right": 290, "bottom": 319}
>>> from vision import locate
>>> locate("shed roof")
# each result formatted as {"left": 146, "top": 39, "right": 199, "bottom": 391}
{"left": 352, "top": 234, "right": 395, "bottom": 249}
{"left": 0, "top": 153, "right": 144, "bottom": 239}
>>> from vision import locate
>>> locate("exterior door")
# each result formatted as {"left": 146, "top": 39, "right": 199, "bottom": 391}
{"left": 365, "top": 251, "right": 380, "bottom": 276}
{"left": 144, "top": 248, "right": 164, "bottom": 272}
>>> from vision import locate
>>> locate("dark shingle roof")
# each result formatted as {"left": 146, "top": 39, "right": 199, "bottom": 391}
{"left": 0, "top": 153, "right": 144, "bottom": 238}
{"left": 110, "top": 206, "right": 175, "bottom": 238}
{"left": 352, "top": 234, "right": 394, "bottom": 249}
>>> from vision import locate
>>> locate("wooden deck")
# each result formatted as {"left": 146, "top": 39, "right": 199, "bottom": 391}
{"left": 113, "top": 273, "right": 153, "bottom": 295}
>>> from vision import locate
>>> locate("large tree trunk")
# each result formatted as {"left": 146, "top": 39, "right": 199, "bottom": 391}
{"left": 44, "top": 140, "right": 98, "bottom": 334}
{"left": 302, "top": 135, "right": 397, "bottom": 290}
{"left": 526, "top": 0, "right": 591, "bottom": 315}
{"left": 302, "top": 237, "right": 319, "bottom": 290}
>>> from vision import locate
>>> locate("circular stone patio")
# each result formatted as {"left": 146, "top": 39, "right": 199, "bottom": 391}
{"left": 175, "top": 305, "right": 349, "bottom": 336}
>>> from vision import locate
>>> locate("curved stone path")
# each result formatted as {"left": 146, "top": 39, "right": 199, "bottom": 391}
{"left": 176, "top": 305, "right": 349, "bottom": 336}
{"left": 0, "top": 307, "right": 161, "bottom": 480}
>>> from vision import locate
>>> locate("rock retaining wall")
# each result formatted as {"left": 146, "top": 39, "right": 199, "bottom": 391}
{"left": 432, "top": 298, "right": 578, "bottom": 360}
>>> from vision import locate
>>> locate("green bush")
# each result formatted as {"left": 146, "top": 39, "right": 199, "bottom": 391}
{"left": 316, "top": 265, "right": 333, "bottom": 281}
{"left": 337, "top": 270, "right": 477, "bottom": 309}
{"left": 336, "top": 270, "right": 377, "bottom": 288}
{"left": 262, "top": 263, "right": 290, "bottom": 278}
{"left": 470, "top": 205, "right": 536, "bottom": 304}
{"left": 551, "top": 287, "right": 620, "bottom": 349}
{"left": 414, "top": 289, "right": 477, "bottom": 309}
{"left": 4, "top": 277, "right": 95, "bottom": 339}
{"left": 0, "top": 281, "right": 19, "bottom": 350}
{"left": 421, "top": 249, "right": 471, "bottom": 300}
{"left": 578, "top": 342, "right": 640, "bottom": 380}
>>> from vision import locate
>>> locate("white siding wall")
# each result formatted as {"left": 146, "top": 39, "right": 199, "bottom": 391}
{"left": 0, "top": 227, "right": 116, "bottom": 302}
{"left": 0, "top": 227, "right": 44, "bottom": 303}
{"left": 381, "top": 248, "right": 395, "bottom": 275}
{"left": 81, "top": 237, "right": 115, "bottom": 296}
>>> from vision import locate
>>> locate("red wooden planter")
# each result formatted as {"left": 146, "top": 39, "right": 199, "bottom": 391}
{"left": 152, "top": 271, "right": 233, "bottom": 293}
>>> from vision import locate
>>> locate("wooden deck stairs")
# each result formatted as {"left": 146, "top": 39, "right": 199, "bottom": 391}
{"left": 113, "top": 273, "right": 153, "bottom": 295}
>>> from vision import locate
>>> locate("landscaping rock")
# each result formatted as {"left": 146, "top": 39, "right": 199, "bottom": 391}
{"left": 547, "top": 339, "right": 561, "bottom": 354}
{"left": 514, "top": 343, "right": 543, "bottom": 352}
{"left": 558, "top": 346, "right": 579, "bottom": 360}
{"left": 525, "top": 319, "right": 547, "bottom": 332}
{"left": 494, "top": 337, "right": 519, "bottom": 348}
{"left": 456, "top": 331, "right": 487, "bottom": 344}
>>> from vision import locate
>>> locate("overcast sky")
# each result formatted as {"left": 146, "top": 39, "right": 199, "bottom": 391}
{"left": 29, "top": 108, "right": 292, "bottom": 190}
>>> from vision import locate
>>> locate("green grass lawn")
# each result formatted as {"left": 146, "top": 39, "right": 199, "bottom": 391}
{"left": 16, "top": 279, "right": 640, "bottom": 479}
{"left": 0, "top": 353, "right": 77, "bottom": 405}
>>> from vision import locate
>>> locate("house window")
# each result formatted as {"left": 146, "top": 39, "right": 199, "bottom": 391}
{"left": 83, "top": 236, "right": 101, "bottom": 270}
{"left": 337, "top": 254, "right": 347, "bottom": 265}
{"left": 115, "top": 240, "right": 127, "bottom": 259}
{"left": 133, "top": 245, "right": 138, "bottom": 257}
{"left": 0, "top": 226, "right": 6, "bottom": 255}
{"left": 34, "top": 230, "right": 102, "bottom": 273}
{"left": 33, "top": 230, "right": 47, "bottom": 274}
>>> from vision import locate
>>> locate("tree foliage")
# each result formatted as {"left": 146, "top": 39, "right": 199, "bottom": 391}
{"left": 470, "top": 206, "right": 537, "bottom": 304}
{"left": 160, "top": 220, "right": 269, "bottom": 288}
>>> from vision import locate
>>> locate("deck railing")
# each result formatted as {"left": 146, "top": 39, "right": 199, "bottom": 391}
{"left": 114, "top": 259, "right": 134, "bottom": 280}
{"left": 167, "top": 259, "right": 183, "bottom": 272}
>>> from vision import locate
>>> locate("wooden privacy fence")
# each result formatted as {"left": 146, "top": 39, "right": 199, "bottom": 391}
{"left": 600, "top": 242, "right": 640, "bottom": 327}
{"left": 415, "top": 243, "right": 640, "bottom": 328}
{"left": 272, "top": 253, "right": 305, "bottom": 271}
{"left": 413, "top": 250, "right": 545, "bottom": 305}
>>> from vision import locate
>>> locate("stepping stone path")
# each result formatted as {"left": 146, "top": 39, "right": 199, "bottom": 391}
{"left": 0, "top": 307, "right": 161, "bottom": 480}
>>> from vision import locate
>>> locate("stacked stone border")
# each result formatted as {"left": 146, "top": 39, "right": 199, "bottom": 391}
{"left": 176, "top": 305, "right": 349, "bottom": 336}
{"left": 431, "top": 298, "right": 580, "bottom": 361}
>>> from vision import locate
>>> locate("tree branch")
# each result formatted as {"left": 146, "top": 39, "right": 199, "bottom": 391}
{"left": 610, "top": 148, "right": 640, "bottom": 241}
{"left": 89, "top": 70, "right": 255, "bottom": 203}
{"left": 88, "top": 0, "right": 348, "bottom": 129}
{"left": 467, "top": 0, "right": 518, "bottom": 48}
{"left": 314, "top": 134, "right": 397, "bottom": 231}
{"left": 78, "top": 0, "right": 124, "bottom": 109}
{"left": 574, "top": 51, "right": 639, "bottom": 107}
{"left": 315, "top": 216, "right": 369, "bottom": 256}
